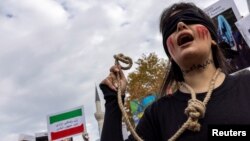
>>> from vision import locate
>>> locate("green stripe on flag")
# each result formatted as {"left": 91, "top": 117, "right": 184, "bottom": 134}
{"left": 50, "top": 109, "right": 82, "bottom": 124}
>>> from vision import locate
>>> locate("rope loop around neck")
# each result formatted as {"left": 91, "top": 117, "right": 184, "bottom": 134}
{"left": 168, "top": 68, "right": 221, "bottom": 141}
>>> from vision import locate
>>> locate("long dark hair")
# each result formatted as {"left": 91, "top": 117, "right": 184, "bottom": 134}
{"left": 159, "top": 3, "right": 231, "bottom": 96}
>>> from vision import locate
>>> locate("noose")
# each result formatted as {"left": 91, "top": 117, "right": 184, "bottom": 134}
{"left": 113, "top": 53, "right": 143, "bottom": 141}
{"left": 113, "top": 54, "right": 217, "bottom": 141}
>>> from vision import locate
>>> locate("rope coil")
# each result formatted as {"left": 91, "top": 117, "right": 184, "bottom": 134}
{"left": 114, "top": 53, "right": 143, "bottom": 141}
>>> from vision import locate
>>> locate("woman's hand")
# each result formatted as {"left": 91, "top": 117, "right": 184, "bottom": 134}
{"left": 101, "top": 65, "right": 127, "bottom": 95}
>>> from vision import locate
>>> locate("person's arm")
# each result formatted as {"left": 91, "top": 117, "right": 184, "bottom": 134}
{"left": 100, "top": 84, "right": 125, "bottom": 141}
{"left": 100, "top": 64, "right": 160, "bottom": 141}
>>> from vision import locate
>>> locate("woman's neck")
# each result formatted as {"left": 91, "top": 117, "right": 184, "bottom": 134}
{"left": 180, "top": 63, "right": 225, "bottom": 93}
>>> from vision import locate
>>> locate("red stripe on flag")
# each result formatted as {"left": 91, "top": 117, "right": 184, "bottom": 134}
{"left": 51, "top": 124, "right": 84, "bottom": 140}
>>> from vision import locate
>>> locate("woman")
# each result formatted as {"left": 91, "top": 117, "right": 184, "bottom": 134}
{"left": 100, "top": 2, "right": 250, "bottom": 141}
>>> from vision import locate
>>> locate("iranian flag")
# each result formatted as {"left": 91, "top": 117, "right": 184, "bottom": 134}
{"left": 47, "top": 106, "right": 86, "bottom": 141}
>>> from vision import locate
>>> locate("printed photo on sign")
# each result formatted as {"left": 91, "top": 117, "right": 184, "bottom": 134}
{"left": 130, "top": 94, "right": 156, "bottom": 126}
{"left": 204, "top": 0, "right": 250, "bottom": 72}
{"left": 204, "top": 0, "right": 241, "bottom": 19}
{"left": 213, "top": 8, "right": 238, "bottom": 51}
{"left": 235, "top": 14, "right": 250, "bottom": 49}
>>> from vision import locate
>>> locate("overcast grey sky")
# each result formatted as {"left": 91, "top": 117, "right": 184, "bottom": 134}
{"left": 0, "top": 0, "right": 249, "bottom": 140}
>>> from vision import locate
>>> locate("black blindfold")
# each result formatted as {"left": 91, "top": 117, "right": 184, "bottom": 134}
{"left": 162, "top": 9, "right": 217, "bottom": 56}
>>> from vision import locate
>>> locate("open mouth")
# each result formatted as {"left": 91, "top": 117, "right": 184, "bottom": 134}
{"left": 177, "top": 33, "right": 194, "bottom": 46}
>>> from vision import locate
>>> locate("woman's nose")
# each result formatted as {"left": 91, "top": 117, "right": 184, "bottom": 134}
{"left": 177, "top": 22, "right": 188, "bottom": 32}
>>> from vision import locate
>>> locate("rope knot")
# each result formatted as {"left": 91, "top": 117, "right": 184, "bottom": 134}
{"left": 185, "top": 99, "right": 206, "bottom": 118}
{"left": 184, "top": 99, "right": 205, "bottom": 132}
{"left": 186, "top": 119, "right": 201, "bottom": 131}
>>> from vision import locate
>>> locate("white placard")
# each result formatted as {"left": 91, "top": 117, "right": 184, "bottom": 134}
{"left": 235, "top": 14, "right": 250, "bottom": 48}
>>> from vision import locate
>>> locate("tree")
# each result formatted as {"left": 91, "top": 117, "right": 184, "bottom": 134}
{"left": 123, "top": 52, "right": 168, "bottom": 128}
{"left": 127, "top": 52, "right": 167, "bottom": 99}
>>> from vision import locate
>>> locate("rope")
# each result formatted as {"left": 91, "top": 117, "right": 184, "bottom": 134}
{"left": 114, "top": 54, "right": 143, "bottom": 141}
{"left": 168, "top": 68, "right": 221, "bottom": 141}
{"left": 113, "top": 53, "right": 221, "bottom": 141}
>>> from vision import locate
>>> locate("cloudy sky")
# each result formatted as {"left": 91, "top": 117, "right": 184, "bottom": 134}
{"left": 0, "top": 0, "right": 249, "bottom": 140}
